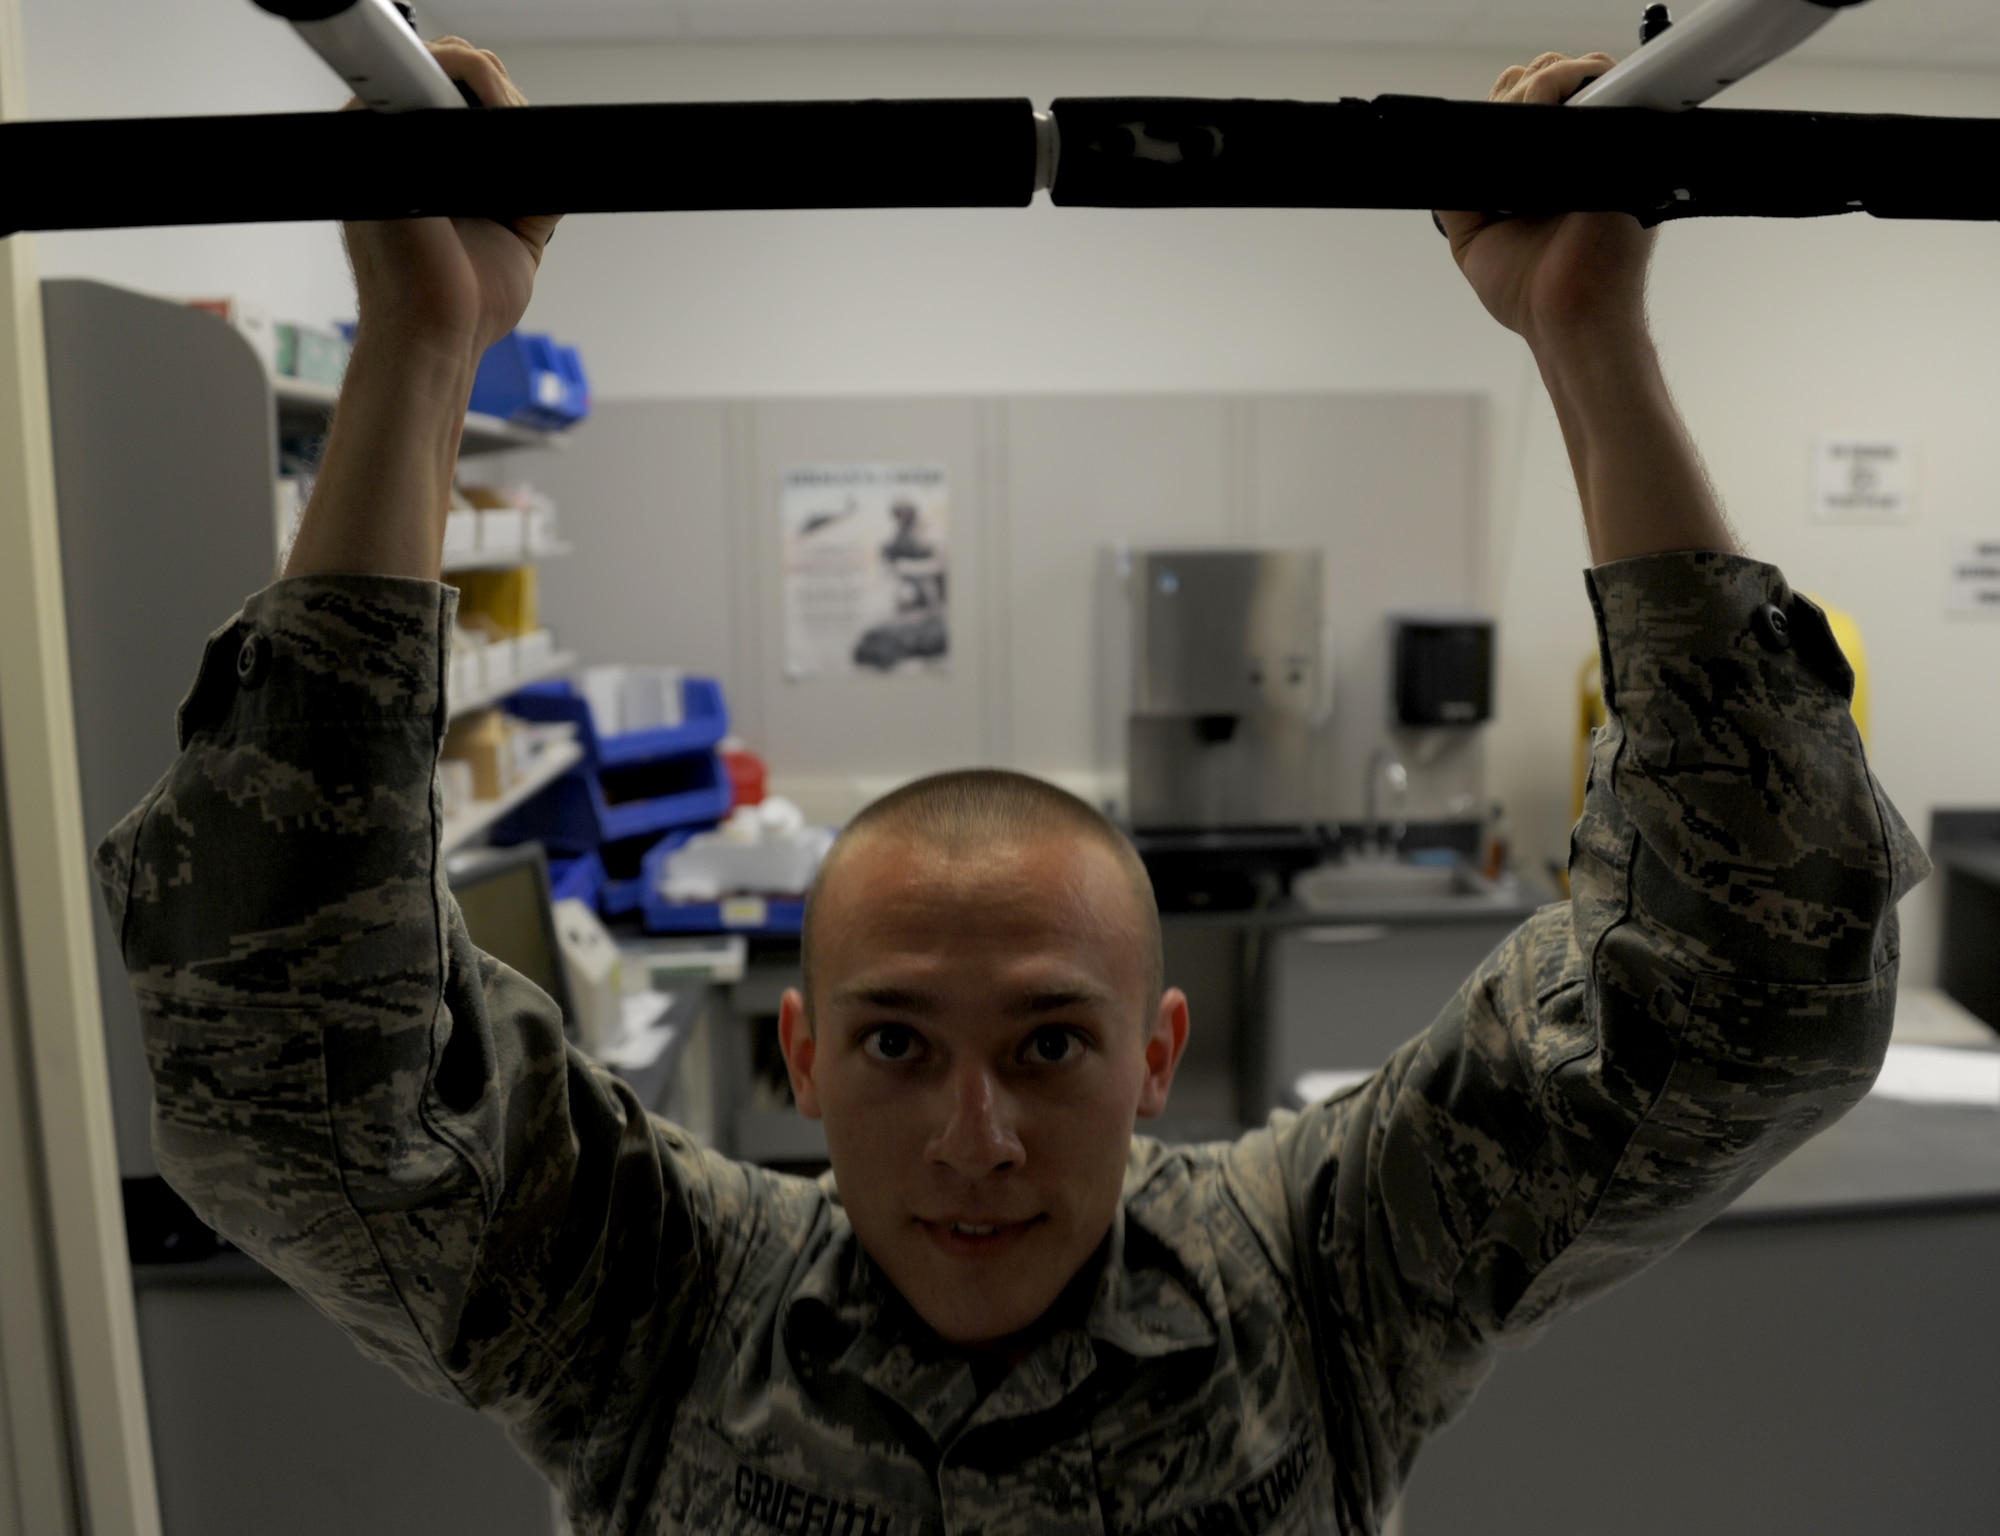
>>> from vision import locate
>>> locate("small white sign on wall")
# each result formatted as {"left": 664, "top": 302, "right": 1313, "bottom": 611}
{"left": 1946, "top": 539, "right": 2000, "bottom": 617}
{"left": 1813, "top": 436, "right": 1913, "bottom": 524}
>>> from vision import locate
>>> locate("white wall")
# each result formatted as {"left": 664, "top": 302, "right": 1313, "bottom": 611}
{"left": 22, "top": 13, "right": 1993, "bottom": 982}
{"left": 486, "top": 37, "right": 2000, "bottom": 985}
{"left": 20, "top": 0, "right": 355, "bottom": 326}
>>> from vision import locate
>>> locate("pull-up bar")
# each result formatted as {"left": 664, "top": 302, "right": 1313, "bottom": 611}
{"left": 6, "top": 94, "right": 1998, "bottom": 238}
{"left": 5, "top": 0, "right": 1996, "bottom": 236}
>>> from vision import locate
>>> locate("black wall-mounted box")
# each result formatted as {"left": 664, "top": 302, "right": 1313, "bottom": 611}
{"left": 1392, "top": 615, "right": 1495, "bottom": 727}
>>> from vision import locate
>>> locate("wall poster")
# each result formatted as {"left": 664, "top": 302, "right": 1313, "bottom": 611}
{"left": 780, "top": 463, "right": 950, "bottom": 677}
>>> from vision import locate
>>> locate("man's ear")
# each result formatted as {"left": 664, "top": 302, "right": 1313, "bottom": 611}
{"left": 778, "top": 988, "right": 823, "bottom": 1119}
{"left": 1136, "top": 988, "right": 1190, "bottom": 1120}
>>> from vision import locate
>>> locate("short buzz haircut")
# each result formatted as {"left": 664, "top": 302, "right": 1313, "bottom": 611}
{"left": 800, "top": 769, "right": 1163, "bottom": 1019}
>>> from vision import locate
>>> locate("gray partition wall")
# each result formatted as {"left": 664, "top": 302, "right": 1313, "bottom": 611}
{"left": 515, "top": 390, "right": 1490, "bottom": 824}
{"left": 42, "top": 278, "right": 279, "bottom": 1181}
{"left": 44, "top": 279, "right": 553, "bottom": 1536}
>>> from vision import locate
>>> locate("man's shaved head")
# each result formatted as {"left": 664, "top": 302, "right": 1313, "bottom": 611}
{"left": 801, "top": 769, "right": 1163, "bottom": 1018}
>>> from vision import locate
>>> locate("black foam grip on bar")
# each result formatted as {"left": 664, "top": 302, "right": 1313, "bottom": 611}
{"left": 1048, "top": 96, "right": 2000, "bottom": 225}
{"left": 0, "top": 98, "right": 1039, "bottom": 236}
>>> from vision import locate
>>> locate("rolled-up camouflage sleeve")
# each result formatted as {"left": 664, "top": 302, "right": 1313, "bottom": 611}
{"left": 1227, "top": 551, "right": 1929, "bottom": 1526}
{"left": 94, "top": 575, "right": 748, "bottom": 1479}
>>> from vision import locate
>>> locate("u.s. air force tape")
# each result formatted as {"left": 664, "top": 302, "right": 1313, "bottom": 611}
{"left": 4, "top": 95, "right": 1998, "bottom": 236}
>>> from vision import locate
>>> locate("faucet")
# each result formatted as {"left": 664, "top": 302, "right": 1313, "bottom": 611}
{"left": 1364, "top": 746, "right": 1408, "bottom": 857}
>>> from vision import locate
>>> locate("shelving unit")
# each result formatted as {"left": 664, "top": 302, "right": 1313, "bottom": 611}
{"left": 447, "top": 647, "right": 577, "bottom": 722}
{"left": 274, "top": 375, "right": 566, "bottom": 455}
{"left": 440, "top": 738, "right": 586, "bottom": 855}
{"left": 46, "top": 280, "right": 587, "bottom": 1536}
{"left": 443, "top": 542, "right": 574, "bottom": 574}
{"left": 276, "top": 367, "right": 588, "bottom": 852}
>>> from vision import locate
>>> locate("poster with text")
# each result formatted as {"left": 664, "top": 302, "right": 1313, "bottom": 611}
{"left": 781, "top": 463, "right": 950, "bottom": 678}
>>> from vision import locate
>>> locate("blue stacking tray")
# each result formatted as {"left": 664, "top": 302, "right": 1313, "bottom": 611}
{"left": 547, "top": 849, "right": 604, "bottom": 908}
{"left": 638, "top": 836, "right": 806, "bottom": 936}
{"left": 598, "top": 829, "right": 693, "bottom": 919}
{"left": 470, "top": 330, "right": 592, "bottom": 430}
{"left": 505, "top": 677, "right": 729, "bottom": 771}
{"left": 490, "top": 751, "right": 731, "bottom": 854}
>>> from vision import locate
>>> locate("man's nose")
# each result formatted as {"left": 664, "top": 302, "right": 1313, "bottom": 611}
{"left": 926, "top": 1063, "right": 1024, "bottom": 1179}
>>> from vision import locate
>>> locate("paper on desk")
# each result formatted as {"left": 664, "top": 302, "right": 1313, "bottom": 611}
{"left": 1868, "top": 1043, "right": 2000, "bottom": 1108}
{"left": 596, "top": 990, "right": 680, "bottom": 1070}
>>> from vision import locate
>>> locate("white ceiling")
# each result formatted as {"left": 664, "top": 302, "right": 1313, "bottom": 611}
{"left": 423, "top": 1, "right": 2000, "bottom": 71}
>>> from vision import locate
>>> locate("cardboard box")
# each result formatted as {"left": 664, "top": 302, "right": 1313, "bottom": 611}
{"left": 441, "top": 709, "right": 514, "bottom": 801}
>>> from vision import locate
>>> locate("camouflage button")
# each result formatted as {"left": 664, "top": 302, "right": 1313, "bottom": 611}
{"left": 1750, "top": 602, "right": 1791, "bottom": 652}
{"left": 235, "top": 631, "right": 271, "bottom": 690}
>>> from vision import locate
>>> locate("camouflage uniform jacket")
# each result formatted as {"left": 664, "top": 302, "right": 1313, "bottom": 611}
{"left": 98, "top": 551, "right": 1926, "bottom": 1536}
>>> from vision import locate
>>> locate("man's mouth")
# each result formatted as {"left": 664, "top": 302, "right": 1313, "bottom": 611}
{"left": 917, "top": 1215, "right": 1045, "bottom": 1258}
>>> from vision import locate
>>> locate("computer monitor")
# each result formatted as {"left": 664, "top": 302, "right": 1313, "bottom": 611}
{"left": 445, "top": 842, "right": 578, "bottom": 1036}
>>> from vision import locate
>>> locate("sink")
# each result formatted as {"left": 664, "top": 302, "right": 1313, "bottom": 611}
{"left": 1292, "top": 857, "right": 1498, "bottom": 911}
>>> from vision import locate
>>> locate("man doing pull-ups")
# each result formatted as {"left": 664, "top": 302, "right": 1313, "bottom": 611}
{"left": 99, "top": 38, "right": 1923, "bottom": 1536}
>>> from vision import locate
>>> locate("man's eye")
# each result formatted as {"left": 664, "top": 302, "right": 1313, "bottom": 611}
{"left": 1025, "top": 1027, "right": 1080, "bottom": 1065}
{"left": 863, "top": 1025, "right": 921, "bottom": 1063}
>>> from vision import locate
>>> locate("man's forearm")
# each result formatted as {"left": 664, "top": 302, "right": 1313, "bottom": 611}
{"left": 282, "top": 325, "right": 477, "bottom": 583}
{"left": 1533, "top": 325, "right": 1740, "bottom": 565}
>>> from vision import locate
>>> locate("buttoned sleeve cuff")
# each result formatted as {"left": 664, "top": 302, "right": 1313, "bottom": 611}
{"left": 1584, "top": 549, "right": 1854, "bottom": 713}
{"left": 174, "top": 574, "right": 459, "bottom": 750}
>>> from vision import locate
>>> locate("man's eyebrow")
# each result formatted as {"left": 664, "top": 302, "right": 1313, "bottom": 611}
{"left": 1003, "top": 987, "right": 1117, "bottom": 1018}
{"left": 824, "top": 984, "right": 1118, "bottom": 1016}
{"left": 828, "top": 984, "right": 939, "bottom": 1014}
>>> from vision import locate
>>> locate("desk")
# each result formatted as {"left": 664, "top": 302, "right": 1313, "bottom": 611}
{"left": 1933, "top": 810, "right": 2000, "bottom": 1031}
{"left": 1401, "top": 1091, "right": 2000, "bottom": 1535}
{"left": 125, "top": 996, "right": 700, "bottom": 1536}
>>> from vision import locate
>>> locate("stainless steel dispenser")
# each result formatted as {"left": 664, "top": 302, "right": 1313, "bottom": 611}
{"left": 1100, "top": 547, "right": 1325, "bottom": 829}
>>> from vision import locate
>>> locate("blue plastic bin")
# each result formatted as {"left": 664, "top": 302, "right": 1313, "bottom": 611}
{"left": 598, "top": 830, "right": 694, "bottom": 919}
{"left": 638, "top": 835, "right": 804, "bottom": 935}
{"left": 505, "top": 677, "right": 729, "bottom": 772}
{"left": 490, "top": 751, "right": 731, "bottom": 854}
{"left": 547, "top": 850, "right": 605, "bottom": 910}
{"left": 470, "top": 331, "right": 591, "bottom": 431}
{"left": 554, "top": 343, "right": 591, "bottom": 421}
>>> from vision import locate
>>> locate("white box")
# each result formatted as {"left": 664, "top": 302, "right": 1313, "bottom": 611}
{"left": 577, "top": 664, "right": 683, "bottom": 739}
{"left": 479, "top": 637, "right": 517, "bottom": 694}
{"left": 477, "top": 508, "right": 525, "bottom": 561}
{"left": 526, "top": 504, "right": 560, "bottom": 554}
{"left": 448, "top": 647, "right": 483, "bottom": 712}
{"left": 515, "top": 628, "right": 555, "bottom": 677}
{"left": 443, "top": 508, "right": 478, "bottom": 560}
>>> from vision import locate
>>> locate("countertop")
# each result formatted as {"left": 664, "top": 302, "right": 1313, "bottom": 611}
{"left": 1936, "top": 841, "right": 2000, "bottom": 888}
{"left": 1722, "top": 1095, "right": 2000, "bottom": 1226}
{"left": 1161, "top": 882, "right": 1551, "bottom": 932}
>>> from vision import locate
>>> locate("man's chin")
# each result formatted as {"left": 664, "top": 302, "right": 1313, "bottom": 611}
{"left": 913, "top": 1288, "right": 1060, "bottom": 1349}
{"left": 892, "top": 1245, "right": 1071, "bottom": 1348}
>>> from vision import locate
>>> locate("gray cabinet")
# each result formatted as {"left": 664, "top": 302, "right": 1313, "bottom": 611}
{"left": 1265, "top": 917, "right": 1521, "bottom": 1102}
{"left": 44, "top": 278, "right": 558, "bottom": 1536}
{"left": 136, "top": 1278, "right": 550, "bottom": 1536}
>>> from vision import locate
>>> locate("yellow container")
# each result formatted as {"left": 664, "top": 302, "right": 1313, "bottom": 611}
{"left": 451, "top": 565, "right": 539, "bottom": 640}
